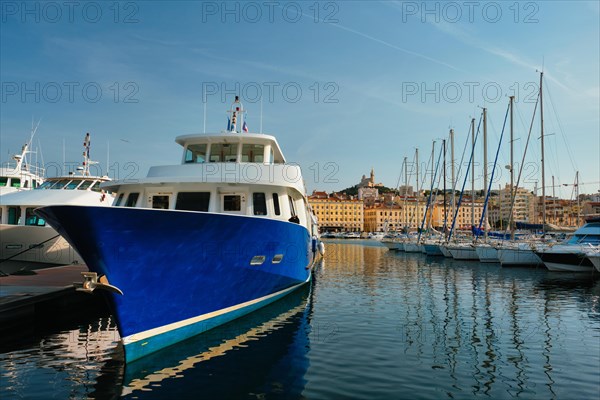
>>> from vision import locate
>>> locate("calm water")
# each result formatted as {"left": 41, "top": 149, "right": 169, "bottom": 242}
{"left": 2, "top": 240, "right": 600, "bottom": 399}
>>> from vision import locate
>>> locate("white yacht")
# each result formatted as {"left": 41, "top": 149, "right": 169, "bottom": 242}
{"left": 534, "top": 219, "right": 600, "bottom": 272}
{"left": 0, "top": 140, "right": 45, "bottom": 196}
{"left": 0, "top": 133, "right": 112, "bottom": 267}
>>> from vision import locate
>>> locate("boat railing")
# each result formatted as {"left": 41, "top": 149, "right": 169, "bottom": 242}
{"left": 1, "top": 160, "right": 45, "bottom": 177}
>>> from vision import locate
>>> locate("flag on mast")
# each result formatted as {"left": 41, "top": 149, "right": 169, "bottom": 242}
{"left": 242, "top": 121, "right": 248, "bottom": 132}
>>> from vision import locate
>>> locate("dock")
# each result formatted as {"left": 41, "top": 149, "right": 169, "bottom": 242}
{"left": 0, "top": 264, "right": 108, "bottom": 332}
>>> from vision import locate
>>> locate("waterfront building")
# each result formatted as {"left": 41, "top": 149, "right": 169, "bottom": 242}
{"left": 308, "top": 191, "right": 364, "bottom": 232}
{"left": 488, "top": 184, "right": 535, "bottom": 227}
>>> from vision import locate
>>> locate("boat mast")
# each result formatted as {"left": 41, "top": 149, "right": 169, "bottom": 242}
{"left": 443, "top": 138, "right": 447, "bottom": 240}
{"left": 509, "top": 96, "right": 515, "bottom": 241}
{"left": 450, "top": 128, "right": 455, "bottom": 241}
{"left": 403, "top": 156, "right": 408, "bottom": 231}
{"left": 415, "top": 148, "right": 420, "bottom": 233}
{"left": 539, "top": 71, "right": 546, "bottom": 232}
{"left": 471, "top": 117, "right": 475, "bottom": 235}
{"left": 429, "top": 141, "right": 435, "bottom": 231}
{"left": 482, "top": 107, "right": 488, "bottom": 241}
{"left": 576, "top": 171, "right": 580, "bottom": 225}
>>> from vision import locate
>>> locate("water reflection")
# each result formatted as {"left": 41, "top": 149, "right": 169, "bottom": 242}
{"left": 100, "top": 282, "right": 313, "bottom": 399}
{"left": 310, "top": 242, "right": 600, "bottom": 399}
{"left": 2, "top": 243, "right": 599, "bottom": 399}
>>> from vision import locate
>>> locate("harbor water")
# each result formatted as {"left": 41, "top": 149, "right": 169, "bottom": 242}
{"left": 1, "top": 240, "right": 599, "bottom": 399}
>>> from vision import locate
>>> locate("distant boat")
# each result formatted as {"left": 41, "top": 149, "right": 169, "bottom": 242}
{"left": 37, "top": 97, "right": 321, "bottom": 363}
{"left": 0, "top": 133, "right": 112, "bottom": 269}
{"left": 534, "top": 218, "right": 600, "bottom": 272}
{"left": 0, "top": 123, "right": 45, "bottom": 195}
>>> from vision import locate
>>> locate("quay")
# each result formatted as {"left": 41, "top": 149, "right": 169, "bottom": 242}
{"left": 0, "top": 264, "right": 107, "bottom": 331}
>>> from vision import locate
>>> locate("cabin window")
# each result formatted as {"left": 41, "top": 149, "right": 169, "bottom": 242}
{"left": 185, "top": 144, "right": 208, "bottom": 163}
{"left": 253, "top": 193, "right": 267, "bottom": 215}
{"left": 210, "top": 143, "right": 238, "bottom": 162}
{"left": 25, "top": 208, "right": 45, "bottom": 226}
{"left": 65, "top": 180, "right": 80, "bottom": 190}
{"left": 23, "top": 180, "right": 29, "bottom": 188}
{"left": 114, "top": 193, "right": 125, "bottom": 206}
{"left": 78, "top": 180, "right": 94, "bottom": 190}
{"left": 223, "top": 195, "right": 242, "bottom": 212}
{"left": 125, "top": 193, "right": 139, "bottom": 207}
{"left": 8, "top": 207, "right": 21, "bottom": 225}
{"left": 52, "top": 179, "right": 71, "bottom": 189}
{"left": 241, "top": 144, "right": 264, "bottom": 162}
{"left": 11, "top": 178, "right": 21, "bottom": 188}
{"left": 288, "top": 195, "right": 296, "bottom": 216}
{"left": 272, "top": 193, "right": 281, "bottom": 215}
{"left": 39, "top": 181, "right": 55, "bottom": 189}
{"left": 33, "top": 180, "right": 39, "bottom": 188}
{"left": 0, "top": 177, "right": 7, "bottom": 187}
{"left": 152, "top": 195, "right": 170, "bottom": 209}
{"left": 176, "top": 192, "right": 210, "bottom": 212}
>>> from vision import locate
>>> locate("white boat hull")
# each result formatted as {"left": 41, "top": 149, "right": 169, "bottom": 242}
{"left": 475, "top": 245, "right": 500, "bottom": 263}
{"left": 544, "top": 262, "right": 594, "bottom": 273}
{"left": 439, "top": 245, "right": 453, "bottom": 258}
{"left": 0, "top": 225, "right": 83, "bottom": 265}
{"left": 404, "top": 242, "right": 421, "bottom": 253}
{"left": 381, "top": 240, "right": 401, "bottom": 250}
{"left": 448, "top": 245, "right": 479, "bottom": 260}
{"left": 498, "top": 246, "right": 542, "bottom": 267}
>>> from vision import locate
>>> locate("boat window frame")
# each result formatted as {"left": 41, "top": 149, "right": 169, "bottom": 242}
{"left": 253, "top": 192, "right": 267, "bottom": 216}
{"left": 241, "top": 144, "right": 264, "bottom": 163}
{"left": 25, "top": 207, "right": 46, "bottom": 226}
{"left": 185, "top": 143, "right": 208, "bottom": 164}
{"left": 125, "top": 192, "right": 140, "bottom": 207}
{"left": 210, "top": 143, "right": 238, "bottom": 163}
{"left": 114, "top": 193, "right": 125, "bottom": 206}
{"left": 175, "top": 192, "right": 211, "bottom": 212}
{"left": 272, "top": 193, "right": 281, "bottom": 216}
{"left": 7, "top": 206, "right": 21, "bottom": 225}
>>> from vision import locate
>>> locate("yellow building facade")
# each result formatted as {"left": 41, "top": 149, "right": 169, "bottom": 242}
{"left": 308, "top": 195, "right": 364, "bottom": 232}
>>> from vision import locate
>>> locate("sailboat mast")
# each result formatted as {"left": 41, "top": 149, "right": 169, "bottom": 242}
{"left": 540, "top": 71, "right": 546, "bottom": 232}
{"left": 403, "top": 156, "right": 408, "bottom": 231}
{"left": 509, "top": 96, "right": 515, "bottom": 240}
{"left": 416, "top": 148, "right": 420, "bottom": 232}
{"left": 576, "top": 171, "right": 580, "bottom": 225}
{"left": 471, "top": 117, "right": 475, "bottom": 232}
{"left": 450, "top": 128, "right": 455, "bottom": 240}
{"left": 429, "top": 141, "right": 435, "bottom": 230}
{"left": 443, "top": 138, "right": 447, "bottom": 239}
{"left": 483, "top": 107, "right": 488, "bottom": 240}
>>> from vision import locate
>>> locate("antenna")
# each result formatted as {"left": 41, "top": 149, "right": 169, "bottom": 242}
{"left": 203, "top": 100, "right": 207, "bottom": 134}
{"left": 106, "top": 140, "right": 110, "bottom": 178}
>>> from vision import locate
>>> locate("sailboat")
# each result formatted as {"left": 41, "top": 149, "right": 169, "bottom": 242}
{"left": 447, "top": 117, "right": 480, "bottom": 260}
{"left": 498, "top": 72, "right": 547, "bottom": 267}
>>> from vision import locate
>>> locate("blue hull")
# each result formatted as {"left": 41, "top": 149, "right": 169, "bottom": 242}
{"left": 36, "top": 206, "right": 314, "bottom": 362}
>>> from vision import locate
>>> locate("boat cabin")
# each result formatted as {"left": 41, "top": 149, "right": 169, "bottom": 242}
{"left": 105, "top": 132, "right": 313, "bottom": 230}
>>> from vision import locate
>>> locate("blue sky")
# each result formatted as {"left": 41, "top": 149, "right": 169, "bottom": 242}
{"left": 1, "top": 1, "right": 598, "bottom": 198}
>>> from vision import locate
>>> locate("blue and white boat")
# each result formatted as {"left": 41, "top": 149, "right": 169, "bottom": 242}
{"left": 36, "top": 98, "right": 321, "bottom": 362}
{"left": 533, "top": 218, "right": 600, "bottom": 272}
